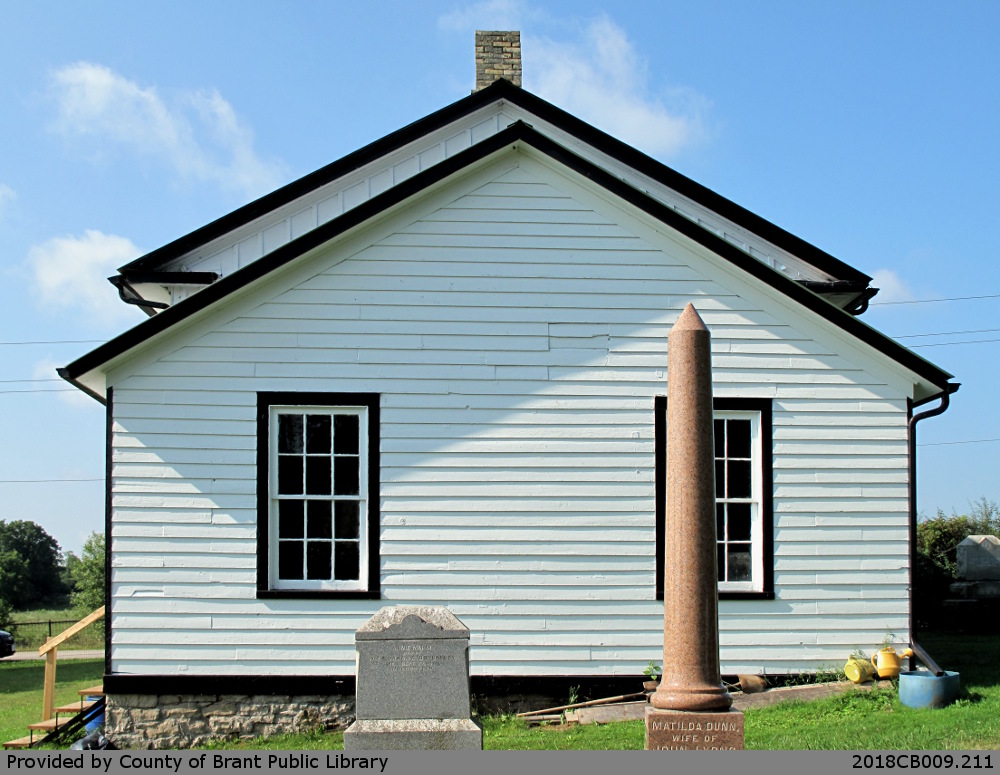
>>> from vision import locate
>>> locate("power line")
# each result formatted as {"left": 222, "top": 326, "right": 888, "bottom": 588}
{"left": 920, "top": 438, "right": 1000, "bottom": 447}
{"left": 0, "top": 378, "right": 63, "bottom": 384}
{"left": 0, "top": 388, "right": 76, "bottom": 394}
{"left": 909, "top": 339, "right": 1000, "bottom": 348}
{"left": 895, "top": 327, "right": 1000, "bottom": 339}
{"left": 0, "top": 477, "right": 103, "bottom": 483}
{"left": 0, "top": 339, "right": 104, "bottom": 346}
{"left": 872, "top": 293, "right": 1000, "bottom": 306}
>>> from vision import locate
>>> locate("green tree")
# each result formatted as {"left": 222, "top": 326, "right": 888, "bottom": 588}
{"left": 70, "top": 532, "right": 105, "bottom": 614}
{"left": 915, "top": 497, "right": 1000, "bottom": 629}
{"left": 0, "top": 520, "right": 65, "bottom": 608}
{"left": 62, "top": 551, "right": 81, "bottom": 592}
{"left": 0, "top": 549, "right": 28, "bottom": 625}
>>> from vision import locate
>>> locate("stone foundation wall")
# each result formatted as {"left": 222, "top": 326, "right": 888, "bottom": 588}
{"left": 107, "top": 694, "right": 355, "bottom": 749}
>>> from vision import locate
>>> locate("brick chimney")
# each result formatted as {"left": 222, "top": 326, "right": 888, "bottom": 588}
{"left": 474, "top": 31, "right": 522, "bottom": 90}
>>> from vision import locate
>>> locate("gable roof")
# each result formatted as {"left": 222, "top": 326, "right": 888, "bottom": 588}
{"left": 117, "top": 79, "right": 868, "bottom": 288}
{"left": 61, "top": 118, "right": 953, "bottom": 403}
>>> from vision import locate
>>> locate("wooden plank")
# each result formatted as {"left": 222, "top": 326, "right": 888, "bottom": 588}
{"left": 55, "top": 700, "right": 97, "bottom": 716}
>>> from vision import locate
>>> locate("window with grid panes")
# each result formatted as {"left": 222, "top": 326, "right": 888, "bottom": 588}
{"left": 655, "top": 396, "right": 773, "bottom": 599}
{"left": 257, "top": 393, "right": 379, "bottom": 597}
{"left": 714, "top": 411, "right": 761, "bottom": 589}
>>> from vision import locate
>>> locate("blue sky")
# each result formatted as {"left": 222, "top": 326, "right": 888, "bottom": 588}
{"left": 1, "top": 1, "right": 997, "bottom": 556}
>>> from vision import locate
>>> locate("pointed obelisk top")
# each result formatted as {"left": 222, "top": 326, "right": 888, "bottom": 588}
{"left": 671, "top": 303, "right": 709, "bottom": 334}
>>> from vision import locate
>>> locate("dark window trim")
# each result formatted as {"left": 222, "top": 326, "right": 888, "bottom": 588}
{"left": 655, "top": 396, "right": 774, "bottom": 600}
{"left": 256, "top": 392, "right": 380, "bottom": 599}
{"left": 104, "top": 387, "right": 114, "bottom": 674}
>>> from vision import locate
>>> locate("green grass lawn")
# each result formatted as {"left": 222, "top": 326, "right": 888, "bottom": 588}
{"left": 4, "top": 632, "right": 998, "bottom": 750}
{"left": 198, "top": 631, "right": 1000, "bottom": 751}
{"left": 0, "top": 658, "right": 104, "bottom": 745}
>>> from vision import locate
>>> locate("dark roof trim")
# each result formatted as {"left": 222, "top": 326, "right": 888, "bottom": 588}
{"left": 57, "top": 368, "right": 107, "bottom": 405}
{"left": 107, "top": 275, "right": 166, "bottom": 317}
{"left": 120, "top": 271, "right": 219, "bottom": 285}
{"left": 522, "top": 126, "right": 950, "bottom": 388}
{"left": 118, "top": 82, "right": 523, "bottom": 274}
{"left": 62, "top": 121, "right": 952, "bottom": 391}
{"left": 798, "top": 279, "right": 870, "bottom": 294}
{"left": 119, "top": 79, "right": 868, "bottom": 285}
{"left": 504, "top": 85, "right": 869, "bottom": 285}
{"left": 64, "top": 124, "right": 525, "bottom": 380}
{"left": 799, "top": 279, "right": 878, "bottom": 316}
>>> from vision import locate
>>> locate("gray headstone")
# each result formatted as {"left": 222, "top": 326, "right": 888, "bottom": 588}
{"left": 344, "top": 606, "right": 483, "bottom": 750}
{"left": 957, "top": 535, "right": 1000, "bottom": 581}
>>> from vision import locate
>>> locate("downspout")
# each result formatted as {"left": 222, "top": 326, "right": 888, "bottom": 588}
{"left": 907, "top": 383, "right": 960, "bottom": 675}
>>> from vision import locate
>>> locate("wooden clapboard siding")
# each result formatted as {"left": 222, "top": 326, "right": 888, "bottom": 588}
{"left": 107, "top": 153, "right": 913, "bottom": 678}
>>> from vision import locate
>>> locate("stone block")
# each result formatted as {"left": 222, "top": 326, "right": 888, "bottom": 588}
{"left": 354, "top": 607, "right": 472, "bottom": 721}
{"left": 957, "top": 535, "right": 1000, "bottom": 581}
{"left": 344, "top": 719, "right": 482, "bottom": 750}
{"left": 645, "top": 706, "right": 744, "bottom": 750}
{"left": 345, "top": 605, "right": 482, "bottom": 750}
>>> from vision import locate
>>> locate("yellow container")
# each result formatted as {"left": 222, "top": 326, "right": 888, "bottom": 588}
{"left": 845, "top": 657, "right": 876, "bottom": 683}
{"left": 871, "top": 647, "right": 913, "bottom": 679}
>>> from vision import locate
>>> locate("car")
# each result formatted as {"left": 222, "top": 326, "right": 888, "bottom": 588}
{"left": 0, "top": 629, "right": 15, "bottom": 658}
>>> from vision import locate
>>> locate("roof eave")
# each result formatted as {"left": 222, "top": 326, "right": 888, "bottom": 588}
{"left": 63, "top": 120, "right": 952, "bottom": 402}
{"left": 117, "top": 78, "right": 869, "bottom": 287}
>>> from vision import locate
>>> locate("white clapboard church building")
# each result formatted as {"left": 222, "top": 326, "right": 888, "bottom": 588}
{"left": 60, "top": 33, "right": 956, "bottom": 746}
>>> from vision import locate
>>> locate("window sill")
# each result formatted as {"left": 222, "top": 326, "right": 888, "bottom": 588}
{"left": 719, "top": 590, "right": 775, "bottom": 600}
{"left": 256, "top": 589, "right": 381, "bottom": 600}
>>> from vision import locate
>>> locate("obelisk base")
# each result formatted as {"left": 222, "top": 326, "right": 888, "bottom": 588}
{"left": 645, "top": 706, "right": 744, "bottom": 750}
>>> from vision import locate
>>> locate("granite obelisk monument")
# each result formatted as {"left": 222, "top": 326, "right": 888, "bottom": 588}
{"left": 646, "top": 303, "right": 745, "bottom": 750}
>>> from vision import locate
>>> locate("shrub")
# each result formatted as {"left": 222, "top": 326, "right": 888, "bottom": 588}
{"left": 915, "top": 497, "right": 1000, "bottom": 629}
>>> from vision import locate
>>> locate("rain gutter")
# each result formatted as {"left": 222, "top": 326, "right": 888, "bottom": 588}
{"left": 907, "top": 383, "right": 961, "bottom": 675}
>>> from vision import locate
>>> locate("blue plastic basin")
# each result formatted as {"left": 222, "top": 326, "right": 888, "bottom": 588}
{"left": 84, "top": 696, "right": 105, "bottom": 733}
{"left": 898, "top": 670, "right": 960, "bottom": 709}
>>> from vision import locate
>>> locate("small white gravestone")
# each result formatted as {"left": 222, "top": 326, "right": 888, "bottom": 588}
{"left": 343, "top": 606, "right": 482, "bottom": 750}
{"left": 957, "top": 535, "right": 1000, "bottom": 581}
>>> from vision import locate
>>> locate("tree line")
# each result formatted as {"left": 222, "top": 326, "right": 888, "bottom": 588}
{"left": 0, "top": 519, "right": 104, "bottom": 628}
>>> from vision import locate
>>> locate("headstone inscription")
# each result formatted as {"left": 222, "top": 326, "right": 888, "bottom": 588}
{"left": 343, "top": 605, "right": 483, "bottom": 750}
{"left": 646, "top": 304, "right": 745, "bottom": 750}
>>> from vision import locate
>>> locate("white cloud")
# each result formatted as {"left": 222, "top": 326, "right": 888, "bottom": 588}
{"left": 526, "top": 17, "right": 708, "bottom": 159}
{"left": 438, "top": 0, "right": 536, "bottom": 31}
{"left": 0, "top": 183, "right": 15, "bottom": 217}
{"left": 438, "top": 7, "right": 708, "bottom": 159}
{"left": 33, "top": 358, "right": 92, "bottom": 408}
{"left": 49, "top": 62, "right": 287, "bottom": 200}
{"left": 870, "top": 268, "right": 915, "bottom": 304}
{"left": 28, "top": 229, "right": 145, "bottom": 324}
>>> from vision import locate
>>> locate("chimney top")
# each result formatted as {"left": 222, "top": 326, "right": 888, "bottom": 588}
{"left": 474, "top": 30, "right": 521, "bottom": 91}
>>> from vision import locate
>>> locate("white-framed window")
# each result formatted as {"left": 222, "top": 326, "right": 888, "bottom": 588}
{"left": 713, "top": 411, "right": 764, "bottom": 592}
{"left": 257, "top": 392, "right": 380, "bottom": 598}
{"left": 655, "top": 396, "right": 773, "bottom": 599}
